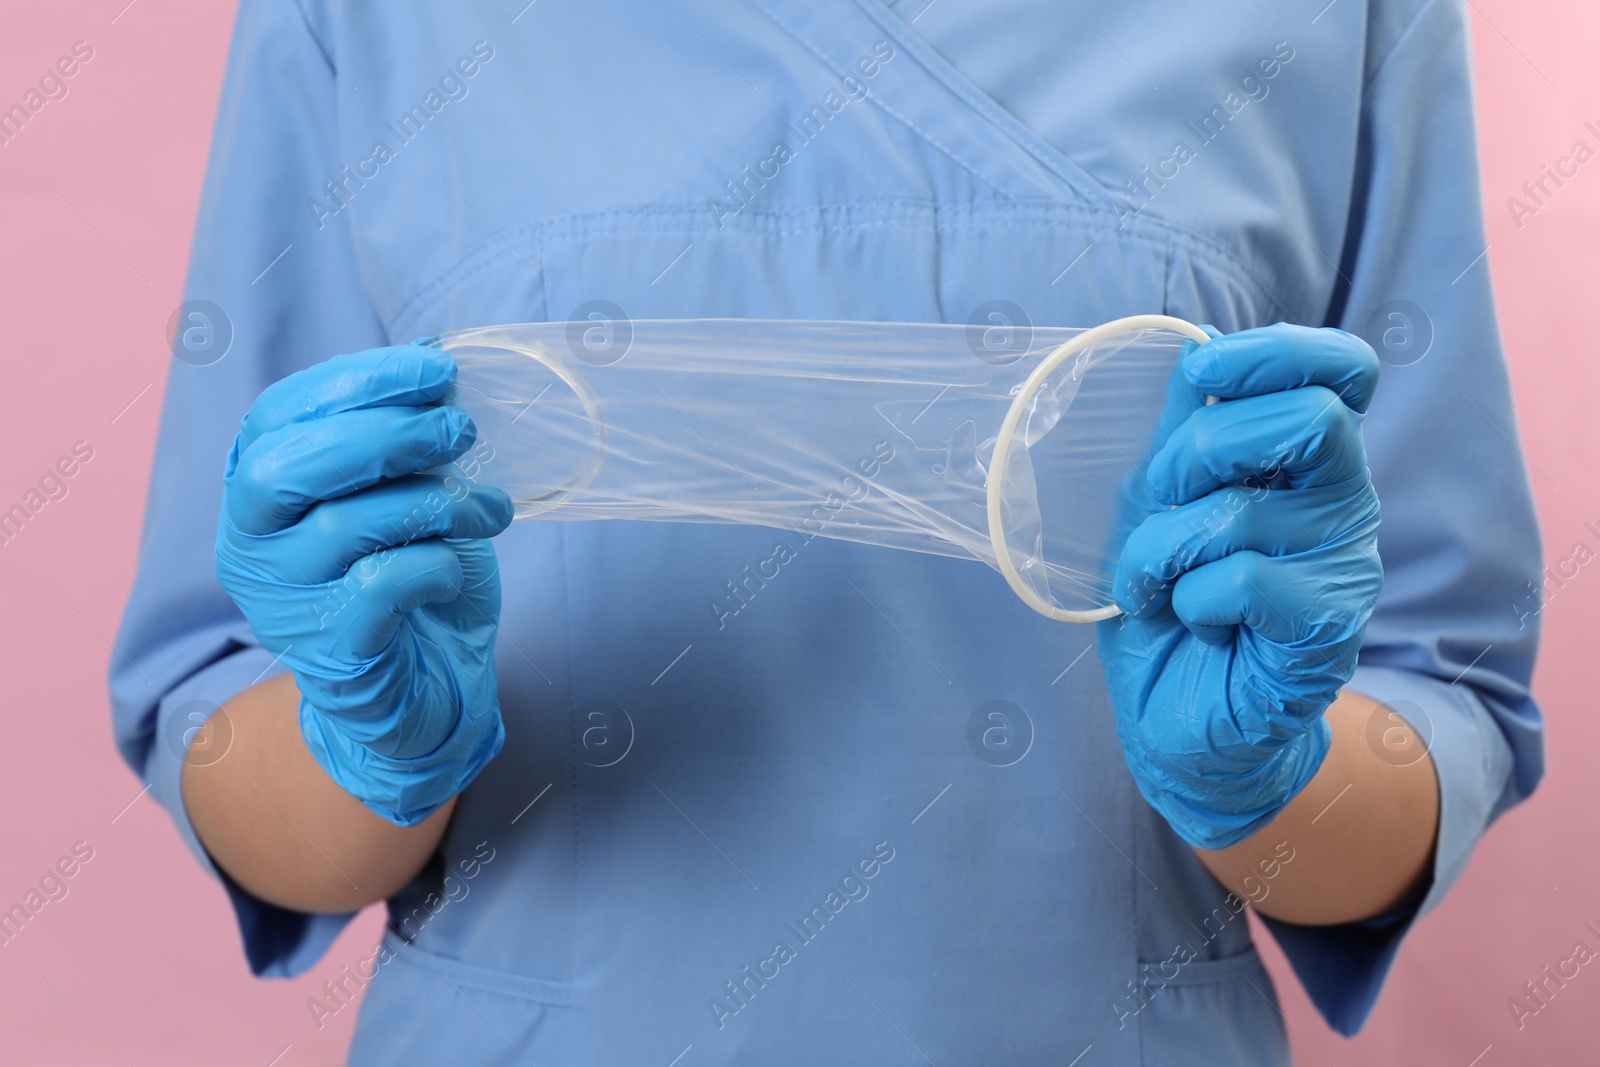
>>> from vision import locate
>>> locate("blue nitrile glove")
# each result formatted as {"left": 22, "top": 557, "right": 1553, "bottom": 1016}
{"left": 214, "top": 345, "right": 515, "bottom": 826}
{"left": 1097, "top": 323, "right": 1384, "bottom": 850}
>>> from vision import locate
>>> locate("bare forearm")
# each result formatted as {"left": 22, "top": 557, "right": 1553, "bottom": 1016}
{"left": 1194, "top": 689, "right": 1439, "bottom": 926}
{"left": 182, "top": 674, "right": 453, "bottom": 914}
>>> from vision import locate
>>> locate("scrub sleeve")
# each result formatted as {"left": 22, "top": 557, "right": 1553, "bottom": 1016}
{"left": 108, "top": 0, "right": 380, "bottom": 975}
{"left": 1258, "top": 0, "right": 1544, "bottom": 1035}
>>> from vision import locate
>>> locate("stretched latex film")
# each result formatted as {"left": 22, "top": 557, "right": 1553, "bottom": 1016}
{"left": 433, "top": 315, "right": 1206, "bottom": 621}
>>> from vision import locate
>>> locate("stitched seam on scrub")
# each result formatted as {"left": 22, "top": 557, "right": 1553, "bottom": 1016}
{"left": 670, "top": 0, "right": 1311, "bottom": 316}
{"left": 1143, "top": 946, "right": 1268, "bottom": 987}
{"left": 1162, "top": 239, "right": 1173, "bottom": 320}
{"left": 532, "top": 203, "right": 1166, "bottom": 245}
{"left": 382, "top": 202, "right": 1089, "bottom": 333}
{"left": 391, "top": 203, "right": 1279, "bottom": 323}
{"left": 748, "top": 1, "right": 1014, "bottom": 200}
{"left": 1132, "top": 761, "right": 1148, "bottom": 1067}
{"left": 381, "top": 930, "right": 572, "bottom": 1004}
{"left": 386, "top": 201, "right": 1290, "bottom": 337}
{"left": 558, "top": 524, "right": 581, "bottom": 1002}
{"left": 833, "top": 0, "right": 1315, "bottom": 317}
{"left": 850, "top": 0, "right": 1113, "bottom": 206}
{"left": 391, "top": 201, "right": 1274, "bottom": 320}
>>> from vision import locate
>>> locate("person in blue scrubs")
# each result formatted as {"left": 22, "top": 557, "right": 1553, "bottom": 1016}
{"left": 112, "top": 1, "right": 1544, "bottom": 1063}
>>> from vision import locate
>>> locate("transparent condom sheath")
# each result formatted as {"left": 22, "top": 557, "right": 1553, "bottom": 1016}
{"left": 435, "top": 315, "right": 1207, "bottom": 622}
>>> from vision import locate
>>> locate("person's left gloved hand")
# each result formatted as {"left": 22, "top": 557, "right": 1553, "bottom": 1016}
{"left": 1097, "top": 322, "right": 1384, "bottom": 850}
{"left": 214, "top": 346, "right": 514, "bottom": 827}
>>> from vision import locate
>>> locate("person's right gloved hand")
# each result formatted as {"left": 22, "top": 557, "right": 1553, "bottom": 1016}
{"left": 214, "top": 345, "right": 515, "bottom": 826}
{"left": 1096, "top": 324, "right": 1384, "bottom": 851}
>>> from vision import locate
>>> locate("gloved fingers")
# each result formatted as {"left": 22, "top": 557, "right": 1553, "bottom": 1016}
{"left": 236, "top": 345, "right": 456, "bottom": 455}
{"left": 1149, "top": 340, "right": 1215, "bottom": 448}
{"left": 1169, "top": 550, "right": 1332, "bottom": 647}
{"left": 429, "top": 538, "right": 505, "bottom": 630}
{"left": 1112, "top": 338, "right": 1214, "bottom": 525}
{"left": 226, "top": 405, "right": 477, "bottom": 535}
{"left": 1182, "top": 323, "right": 1380, "bottom": 413}
{"left": 323, "top": 540, "right": 467, "bottom": 662}
{"left": 1147, "top": 387, "right": 1368, "bottom": 504}
{"left": 1113, "top": 485, "right": 1333, "bottom": 616}
{"left": 447, "top": 536, "right": 504, "bottom": 598}
{"left": 269, "top": 477, "right": 514, "bottom": 584}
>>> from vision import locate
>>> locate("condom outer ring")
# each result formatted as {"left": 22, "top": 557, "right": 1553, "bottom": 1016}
{"left": 985, "top": 314, "right": 1212, "bottom": 623}
{"left": 434, "top": 328, "right": 610, "bottom": 519}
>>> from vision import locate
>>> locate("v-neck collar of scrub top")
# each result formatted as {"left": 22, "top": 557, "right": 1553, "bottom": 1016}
{"left": 747, "top": 0, "right": 1113, "bottom": 203}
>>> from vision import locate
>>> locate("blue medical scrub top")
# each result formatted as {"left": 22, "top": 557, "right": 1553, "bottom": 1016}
{"left": 112, "top": 1, "right": 1545, "bottom": 1063}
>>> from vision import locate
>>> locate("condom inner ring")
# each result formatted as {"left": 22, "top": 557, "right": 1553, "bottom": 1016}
{"left": 985, "top": 314, "right": 1210, "bottom": 624}
{"left": 437, "top": 329, "right": 608, "bottom": 518}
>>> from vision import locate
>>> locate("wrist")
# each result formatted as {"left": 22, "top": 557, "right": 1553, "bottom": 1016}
{"left": 1157, "top": 717, "right": 1332, "bottom": 851}
{"left": 298, "top": 690, "right": 504, "bottom": 826}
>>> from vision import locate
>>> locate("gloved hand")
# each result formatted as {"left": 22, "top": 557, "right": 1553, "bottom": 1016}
{"left": 214, "top": 344, "right": 515, "bottom": 826}
{"left": 1097, "top": 323, "right": 1383, "bottom": 850}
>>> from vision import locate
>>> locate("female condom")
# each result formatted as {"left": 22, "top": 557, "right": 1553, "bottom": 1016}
{"left": 434, "top": 315, "right": 1208, "bottom": 622}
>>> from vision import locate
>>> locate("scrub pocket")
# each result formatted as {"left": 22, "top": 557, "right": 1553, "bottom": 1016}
{"left": 1133, "top": 946, "right": 1290, "bottom": 1066}
{"left": 347, "top": 932, "right": 570, "bottom": 1067}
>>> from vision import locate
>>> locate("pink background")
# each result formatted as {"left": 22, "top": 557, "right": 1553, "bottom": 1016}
{"left": 0, "top": 3, "right": 1593, "bottom": 1063}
